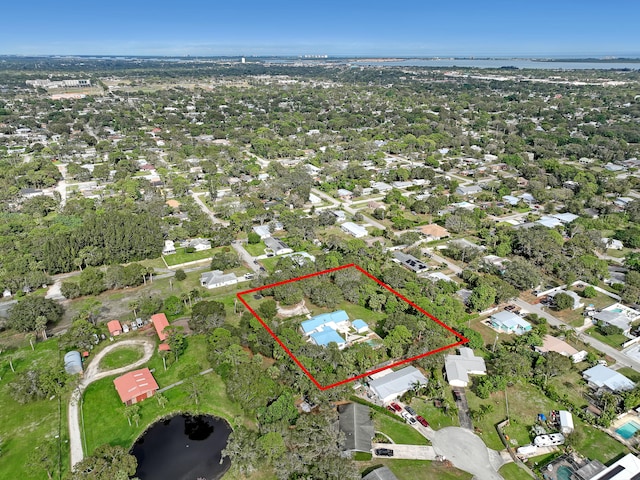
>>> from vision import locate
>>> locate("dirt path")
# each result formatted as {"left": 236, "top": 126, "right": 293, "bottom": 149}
{"left": 68, "top": 338, "right": 155, "bottom": 469}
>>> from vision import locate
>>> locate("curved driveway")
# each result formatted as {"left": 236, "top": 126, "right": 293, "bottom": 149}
{"left": 68, "top": 338, "right": 155, "bottom": 469}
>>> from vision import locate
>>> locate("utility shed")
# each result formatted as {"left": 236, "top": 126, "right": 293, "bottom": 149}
{"left": 337, "top": 403, "right": 374, "bottom": 453}
{"left": 64, "top": 351, "right": 83, "bottom": 375}
{"left": 369, "top": 366, "right": 427, "bottom": 404}
{"left": 559, "top": 410, "right": 574, "bottom": 434}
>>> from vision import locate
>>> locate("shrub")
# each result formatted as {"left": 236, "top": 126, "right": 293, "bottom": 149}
{"left": 582, "top": 286, "right": 597, "bottom": 298}
{"left": 174, "top": 269, "right": 187, "bottom": 281}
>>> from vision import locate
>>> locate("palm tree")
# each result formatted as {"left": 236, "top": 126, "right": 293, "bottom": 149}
{"left": 155, "top": 393, "right": 168, "bottom": 409}
{"left": 26, "top": 332, "right": 36, "bottom": 350}
{"left": 128, "top": 300, "right": 140, "bottom": 319}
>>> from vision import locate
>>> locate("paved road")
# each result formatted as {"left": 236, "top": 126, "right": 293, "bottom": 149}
{"left": 191, "top": 191, "right": 230, "bottom": 227}
{"left": 68, "top": 338, "right": 155, "bottom": 469}
{"left": 232, "top": 241, "right": 261, "bottom": 273}
{"left": 310, "top": 188, "right": 387, "bottom": 231}
{"left": 430, "top": 427, "right": 505, "bottom": 480}
{"left": 424, "top": 249, "right": 463, "bottom": 275}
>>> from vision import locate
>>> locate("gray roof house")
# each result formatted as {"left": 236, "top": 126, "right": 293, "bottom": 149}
{"left": 363, "top": 467, "right": 399, "bottom": 480}
{"left": 264, "top": 237, "right": 293, "bottom": 255}
{"left": 337, "top": 403, "right": 374, "bottom": 453}
{"left": 582, "top": 364, "right": 635, "bottom": 392}
{"left": 455, "top": 185, "right": 483, "bottom": 196}
{"left": 369, "top": 366, "right": 428, "bottom": 404}
{"left": 200, "top": 270, "right": 238, "bottom": 289}
{"left": 445, "top": 347, "right": 487, "bottom": 387}
{"left": 393, "top": 251, "right": 429, "bottom": 273}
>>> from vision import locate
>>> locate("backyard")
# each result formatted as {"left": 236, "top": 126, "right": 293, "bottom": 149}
{"left": 372, "top": 411, "right": 430, "bottom": 446}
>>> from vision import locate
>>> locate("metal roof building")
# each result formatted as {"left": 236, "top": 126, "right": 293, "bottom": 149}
{"left": 583, "top": 365, "right": 635, "bottom": 392}
{"left": 338, "top": 403, "right": 374, "bottom": 453}
{"left": 64, "top": 351, "right": 83, "bottom": 375}
{"left": 445, "top": 347, "right": 487, "bottom": 387}
{"left": 369, "top": 366, "right": 428, "bottom": 404}
{"left": 113, "top": 368, "right": 159, "bottom": 406}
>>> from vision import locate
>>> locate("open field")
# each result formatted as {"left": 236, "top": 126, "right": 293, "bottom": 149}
{"left": 0, "top": 340, "right": 70, "bottom": 479}
{"left": 163, "top": 246, "right": 219, "bottom": 266}
{"left": 244, "top": 241, "right": 267, "bottom": 257}
{"left": 98, "top": 344, "right": 145, "bottom": 370}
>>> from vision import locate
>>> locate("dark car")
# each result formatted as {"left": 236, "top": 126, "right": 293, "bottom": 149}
{"left": 404, "top": 405, "right": 417, "bottom": 416}
{"left": 453, "top": 390, "right": 462, "bottom": 401}
{"left": 389, "top": 402, "right": 402, "bottom": 412}
{"left": 375, "top": 448, "right": 394, "bottom": 457}
{"left": 416, "top": 415, "right": 429, "bottom": 428}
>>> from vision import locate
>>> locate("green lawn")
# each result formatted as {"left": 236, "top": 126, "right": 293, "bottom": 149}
{"left": 82, "top": 335, "right": 247, "bottom": 455}
{"left": 499, "top": 462, "right": 527, "bottom": 480}
{"left": 360, "top": 459, "right": 472, "bottom": 480}
{"left": 259, "top": 256, "right": 280, "bottom": 273}
{"left": 244, "top": 241, "right": 267, "bottom": 257}
{"left": 163, "top": 247, "right": 217, "bottom": 266}
{"left": 372, "top": 411, "right": 429, "bottom": 445}
{"left": 98, "top": 344, "right": 145, "bottom": 370}
{"left": 617, "top": 367, "right": 640, "bottom": 383}
{"left": 586, "top": 327, "right": 627, "bottom": 350}
{"left": 410, "top": 397, "right": 459, "bottom": 430}
{"left": 0, "top": 340, "right": 70, "bottom": 480}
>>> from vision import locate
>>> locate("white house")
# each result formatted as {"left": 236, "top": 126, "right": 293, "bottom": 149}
{"left": 582, "top": 364, "right": 635, "bottom": 392}
{"left": 455, "top": 185, "right": 483, "bottom": 196}
{"left": 308, "top": 193, "right": 322, "bottom": 205}
{"left": 341, "top": 222, "right": 368, "bottom": 238}
{"left": 264, "top": 237, "right": 293, "bottom": 255}
{"left": 489, "top": 311, "right": 532, "bottom": 335}
{"left": 444, "top": 348, "right": 487, "bottom": 387}
{"left": 602, "top": 238, "right": 624, "bottom": 250}
{"left": 162, "top": 240, "right": 176, "bottom": 255}
{"left": 187, "top": 238, "right": 212, "bottom": 251}
{"left": 368, "top": 366, "right": 428, "bottom": 404}
{"left": 200, "top": 270, "right": 238, "bottom": 289}
{"left": 252, "top": 225, "right": 271, "bottom": 239}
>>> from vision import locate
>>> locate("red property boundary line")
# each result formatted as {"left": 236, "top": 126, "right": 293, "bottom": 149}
{"left": 236, "top": 263, "right": 468, "bottom": 390}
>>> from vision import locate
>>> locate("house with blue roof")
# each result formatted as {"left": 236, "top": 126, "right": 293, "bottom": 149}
{"left": 300, "top": 310, "right": 349, "bottom": 334}
{"left": 490, "top": 310, "right": 532, "bottom": 335}
{"left": 352, "top": 319, "right": 369, "bottom": 334}
{"left": 310, "top": 329, "right": 346, "bottom": 348}
{"left": 301, "top": 311, "right": 371, "bottom": 350}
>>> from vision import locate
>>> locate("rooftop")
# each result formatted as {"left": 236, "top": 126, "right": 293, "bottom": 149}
{"left": 113, "top": 368, "right": 159, "bottom": 403}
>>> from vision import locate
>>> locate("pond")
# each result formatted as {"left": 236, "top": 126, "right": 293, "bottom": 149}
{"left": 131, "top": 414, "right": 232, "bottom": 480}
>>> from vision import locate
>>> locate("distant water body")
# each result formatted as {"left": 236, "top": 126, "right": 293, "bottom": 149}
{"left": 269, "top": 58, "right": 640, "bottom": 70}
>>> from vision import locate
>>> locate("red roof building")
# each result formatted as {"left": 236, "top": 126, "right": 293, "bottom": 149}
{"left": 107, "top": 319, "right": 122, "bottom": 336}
{"left": 113, "top": 368, "right": 159, "bottom": 406}
{"left": 151, "top": 313, "right": 170, "bottom": 342}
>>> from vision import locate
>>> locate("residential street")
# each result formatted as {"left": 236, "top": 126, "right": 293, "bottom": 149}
{"left": 191, "top": 191, "right": 230, "bottom": 226}
{"left": 310, "top": 187, "right": 387, "bottom": 231}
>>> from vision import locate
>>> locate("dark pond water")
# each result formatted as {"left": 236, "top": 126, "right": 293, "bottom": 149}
{"left": 131, "top": 414, "right": 232, "bottom": 480}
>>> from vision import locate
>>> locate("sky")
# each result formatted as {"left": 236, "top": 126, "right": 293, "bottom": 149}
{"left": 1, "top": 0, "right": 638, "bottom": 57}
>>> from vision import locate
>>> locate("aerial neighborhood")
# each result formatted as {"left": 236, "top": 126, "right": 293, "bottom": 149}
{"left": 1, "top": 55, "right": 640, "bottom": 480}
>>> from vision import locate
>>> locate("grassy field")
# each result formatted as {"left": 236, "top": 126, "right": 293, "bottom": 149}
{"left": 465, "top": 381, "right": 628, "bottom": 463}
{"left": 586, "top": 327, "right": 627, "bottom": 349}
{"left": 98, "top": 344, "right": 145, "bottom": 370}
{"left": 163, "top": 247, "right": 218, "bottom": 266}
{"left": 617, "top": 367, "right": 640, "bottom": 383}
{"left": 258, "top": 256, "right": 280, "bottom": 273}
{"left": 244, "top": 241, "right": 267, "bottom": 257}
{"left": 372, "top": 411, "right": 429, "bottom": 445}
{"left": 0, "top": 340, "right": 70, "bottom": 480}
{"left": 499, "top": 462, "right": 527, "bottom": 480}
{"left": 410, "top": 397, "right": 459, "bottom": 430}
{"left": 82, "top": 336, "right": 247, "bottom": 455}
{"left": 360, "top": 459, "right": 472, "bottom": 480}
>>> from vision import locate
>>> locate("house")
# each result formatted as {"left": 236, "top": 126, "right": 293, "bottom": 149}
{"left": 489, "top": 311, "right": 532, "bottom": 335}
{"left": 368, "top": 366, "right": 428, "bottom": 404}
{"left": 186, "top": 238, "right": 211, "bottom": 251}
{"left": 548, "top": 290, "right": 584, "bottom": 310}
{"left": 552, "top": 212, "right": 580, "bottom": 224}
{"left": 393, "top": 251, "right": 429, "bottom": 273}
{"left": 535, "top": 335, "right": 587, "bottom": 363}
{"left": 444, "top": 347, "right": 487, "bottom": 387}
{"left": 559, "top": 410, "right": 574, "bottom": 434}
{"left": 165, "top": 199, "right": 180, "bottom": 209}
{"left": 519, "top": 193, "right": 536, "bottom": 204}
{"left": 593, "top": 304, "right": 640, "bottom": 336}
{"left": 341, "top": 222, "right": 368, "bottom": 238}
{"left": 107, "top": 319, "right": 123, "bottom": 336}
{"left": 64, "top": 351, "right": 83, "bottom": 375}
{"left": 502, "top": 195, "right": 520, "bottom": 206}
{"left": 337, "top": 402, "right": 374, "bottom": 454}
{"left": 363, "top": 466, "right": 399, "bottom": 480}
{"left": 582, "top": 364, "right": 635, "bottom": 392}
{"left": 602, "top": 237, "right": 624, "bottom": 250}
{"left": 371, "top": 181, "right": 393, "bottom": 193}
{"left": 455, "top": 185, "right": 483, "bottom": 196}
{"left": 590, "top": 453, "right": 640, "bottom": 480}
{"left": 605, "top": 163, "right": 626, "bottom": 172}
{"left": 427, "top": 272, "right": 454, "bottom": 283}
{"left": 352, "top": 319, "right": 369, "bottom": 334}
{"left": 482, "top": 255, "right": 509, "bottom": 271}
{"left": 308, "top": 193, "right": 322, "bottom": 205}
{"left": 614, "top": 197, "right": 634, "bottom": 209}
{"left": 332, "top": 210, "right": 347, "bottom": 222}
{"left": 200, "top": 270, "right": 238, "bottom": 289}
{"left": 535, "top": 216, "right": 562, "bottom": 228}
{"left": 151, "top": 313, "right": 170, "bottom": 342}
{"left": 252, "top": 225, "right": 271, "bottom": 239}
{"left": 419, "top": 224, "right": 450, "bottom": 240}
{"left": 113, "top": 368, "right": 159, "bottom": 406}
{"left": 301, "top": 311, "right": 352, "bottom": 349}
{"left": 309, "top": 329, "right": 346, "bottom": 349}
{"left": 448, "top": 238, "right": 486, "bottom": 251}
{"left": 162, "top": 240, "right": 176, "bottom": 255}
{"left": 264, "top": 237, "right": 293, "bottom": 255}
{"left": 337, "top": 188, "right": 353, "bottom": 200}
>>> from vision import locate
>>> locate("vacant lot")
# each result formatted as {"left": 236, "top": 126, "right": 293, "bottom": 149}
{"left": 98, "top": 344, "right": 145, "bottom": 370}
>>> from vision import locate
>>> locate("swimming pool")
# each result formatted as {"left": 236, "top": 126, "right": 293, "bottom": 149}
{"left": 616, "top": 421, "right": 640, "bottom": 439}
{"left": 610, "top": 308, "right": 623, "bottom": 313}
{"left": 556, "top": 465, "right": 573, "bottom": 480}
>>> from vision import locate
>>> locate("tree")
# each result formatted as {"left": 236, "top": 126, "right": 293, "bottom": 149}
{"left": 184, "top": 376, "right": 204, "bottom": 405}
{"left": 155, "top": 393, "right": 168, "bottom": 409}
{"left": 189, "top": 300, "right": 227, "bottom": 334}
{"left": 26, "top": 438, "right": 59, "bottom": 480}
{"left": 35, "top": 315, "right": 48, "bottom": 340}
{"left": 467, "top": 283, "right": 497, "bottom": 312}
{"left": 554, "top": 292, "right": 574, "bottom": 310}
{"left": 583, "top": 285, "right": 597, "bottom": 298}
{"left": 71, "top": 444, "right": 137, "bottom": 480}
{"left": 247, "top": 232, "right": 261, "bottom": 244}
{"left": 257, "top": 299, "right": 278, "bottom": 320}
{"left": 166, "top": 326, "right": 187, "bottom": 362}
{"left": 502, "top": 257, "right": 541, "bottom": 290}
{"left": 174, "top": 269, "right": 187, "bottom": 281}
{"left": 7, "top": 296, "right": 63, "bottom": 333}
{"left": 124, "top": 404, "right": 140, "bottom": 427}
{"left": 222, "top": 426, "right": 260, "bottom": 475}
